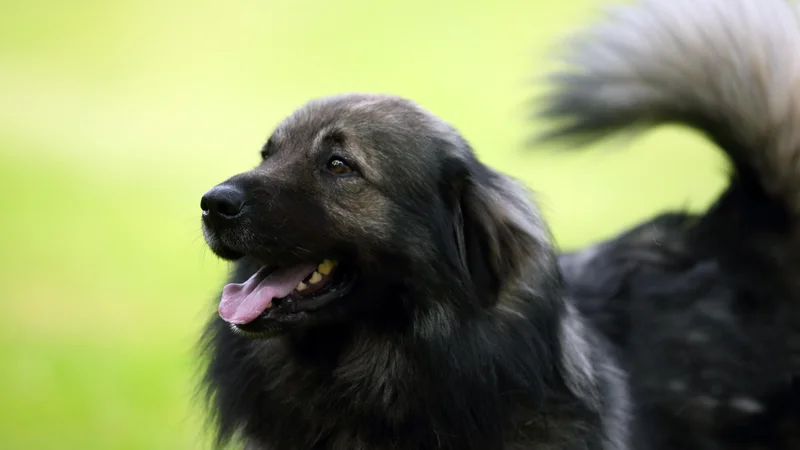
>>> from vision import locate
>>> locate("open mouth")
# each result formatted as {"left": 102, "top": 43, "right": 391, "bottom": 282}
{"left": 218, "top": 259, "right": 356, "bottom": 326}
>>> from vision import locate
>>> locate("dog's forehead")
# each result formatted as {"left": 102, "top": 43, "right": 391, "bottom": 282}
{"left": 273, "top": 94, "right": 464, "bottom": 158}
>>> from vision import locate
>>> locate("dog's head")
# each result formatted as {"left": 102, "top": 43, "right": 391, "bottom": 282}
{"left": 201, "top": 93, "right": 554, "bottom": 337}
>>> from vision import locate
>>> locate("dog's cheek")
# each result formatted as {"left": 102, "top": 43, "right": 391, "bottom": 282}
{"left": 325, "top": 189, "right": 395, "bottom": 243}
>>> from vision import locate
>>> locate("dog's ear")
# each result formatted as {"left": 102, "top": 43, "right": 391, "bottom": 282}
{"left": 449, "top": 157, "right": 552, "bottom": 305}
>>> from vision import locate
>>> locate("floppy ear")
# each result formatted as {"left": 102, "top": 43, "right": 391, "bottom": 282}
{"left": 452, "top": 161, "right": 552, "bottom": 305}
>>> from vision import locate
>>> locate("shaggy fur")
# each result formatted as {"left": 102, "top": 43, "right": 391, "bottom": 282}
{"left": 537, "top": 0, "right": 800, "bottom": 448}
{"left": 198, "top": 94, "right": 631, "bottom": 449}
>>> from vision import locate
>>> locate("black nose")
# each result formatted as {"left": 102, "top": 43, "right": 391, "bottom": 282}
{"left": 201, "top": 185, "right": 246, "bottom": 220}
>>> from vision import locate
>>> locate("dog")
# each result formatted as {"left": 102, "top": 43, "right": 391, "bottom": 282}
{"left": 197, "top": 94, "right": 631, "bottom": 449}
{"left": 536, "top": 0, "right": 800, "bottom": 448}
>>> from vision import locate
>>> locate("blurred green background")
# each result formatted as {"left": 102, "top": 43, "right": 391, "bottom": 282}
{"left": 0, "top": 0, "right": 727, "bottom": 448}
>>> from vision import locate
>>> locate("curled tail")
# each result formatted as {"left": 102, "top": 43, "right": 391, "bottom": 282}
{"left": 537, "top": 0, "right": 800, "bottom": 216}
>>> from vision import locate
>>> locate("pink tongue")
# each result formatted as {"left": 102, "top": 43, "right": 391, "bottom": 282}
{"left": 219, "top": 263, "right": 317, "bottom": 324}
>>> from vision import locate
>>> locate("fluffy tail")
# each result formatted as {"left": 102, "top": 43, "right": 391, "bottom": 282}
{"left": 536, "top": 0, "right": 800, "bottom": 216}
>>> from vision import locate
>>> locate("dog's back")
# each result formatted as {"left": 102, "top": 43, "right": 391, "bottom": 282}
{"left": 537, "top": 0, "right": 800, "bottom": 448}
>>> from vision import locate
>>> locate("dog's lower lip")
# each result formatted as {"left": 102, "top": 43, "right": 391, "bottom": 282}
{"left": 287, "top": 284, "right": 347, "bottom": 311}
{"left": 281, "top": 266, "right": 357, "bottom": 312}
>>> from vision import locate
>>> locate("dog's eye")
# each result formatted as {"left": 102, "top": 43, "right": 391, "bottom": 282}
{"left": 326, "top": 157, "right": 354, "bottom": 175}
{"left": 261, "top": 137, "right": 277, "bottom": 160}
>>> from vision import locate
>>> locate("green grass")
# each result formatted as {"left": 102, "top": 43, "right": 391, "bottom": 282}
{"left": 0, "top": 0, "right": 727, "bottom": 448}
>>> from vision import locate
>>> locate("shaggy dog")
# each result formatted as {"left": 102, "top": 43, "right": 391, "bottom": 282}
{"left": 198, "top": 94, "right": 631, "bottom": 449}
{"left": 537, "top": 0, "right": 800, "bottom": 448}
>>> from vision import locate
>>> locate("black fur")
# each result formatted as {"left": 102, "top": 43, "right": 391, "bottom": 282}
{"left": 198, "top": 94, "right": 630, "bottom": 449}
{"left": 537, "top": 0, "right": 800, "bottom": 448}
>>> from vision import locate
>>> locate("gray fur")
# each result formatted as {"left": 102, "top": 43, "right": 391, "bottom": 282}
{"left": 539, "top": 0, "right": 800, "bottom": 214}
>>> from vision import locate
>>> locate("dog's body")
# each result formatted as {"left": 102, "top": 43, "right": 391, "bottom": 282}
{"left": 538, "top": 0, "right": 800, "bottom": 448}
{"left": 199, "top": 95, "right": 630, "bottom": 449}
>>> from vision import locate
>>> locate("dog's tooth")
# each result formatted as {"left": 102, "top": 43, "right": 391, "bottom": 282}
{"left": 296, "top": 282, "right": 308, "bottom": 292}
{"left": 309, "top": 271, "right": 323, "bottom": 284}
{"left": 265, "top": 301, "right": 273, "bottom": 309}
{"left": 318, "top": 259, "right": 335, "bottom": 275}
